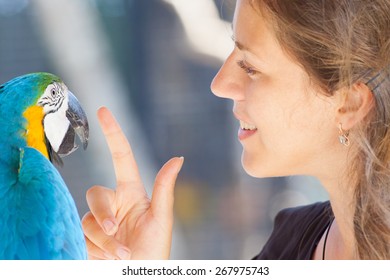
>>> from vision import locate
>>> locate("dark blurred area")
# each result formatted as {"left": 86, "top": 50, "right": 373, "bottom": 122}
{"left": 0, "top": 0, "right": 327, "bottom": 259}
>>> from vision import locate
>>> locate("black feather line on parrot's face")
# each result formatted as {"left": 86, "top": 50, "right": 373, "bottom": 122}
{"left": 44, "top": 135, "right": 63, "bottom": 167}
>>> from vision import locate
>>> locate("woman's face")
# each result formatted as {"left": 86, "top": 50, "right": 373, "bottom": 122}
{"left": 211, "top": 0, "right": 341, "bottom": 178}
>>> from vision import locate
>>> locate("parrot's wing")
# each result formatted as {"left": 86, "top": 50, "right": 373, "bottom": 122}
{"left": 0, "top": 147, "right": 87, "bottom": 260}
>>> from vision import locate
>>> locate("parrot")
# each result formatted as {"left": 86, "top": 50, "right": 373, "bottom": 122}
{"left": 0, "top": 72, "right": 89, "bottom": 259}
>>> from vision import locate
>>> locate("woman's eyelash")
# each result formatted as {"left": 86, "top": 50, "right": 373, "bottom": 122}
{"left": 236, "top": 60, "right": 257, "bottom": 76}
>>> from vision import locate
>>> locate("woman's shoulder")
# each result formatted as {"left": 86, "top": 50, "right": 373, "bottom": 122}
{"left": 253, "top": 201, "right": 332, "bottom": 260}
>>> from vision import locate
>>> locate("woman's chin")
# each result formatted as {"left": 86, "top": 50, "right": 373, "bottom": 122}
{"left": 241, "top": 153, "right": 285, "bottom": 178}
{"left": 241, "top": 153, "right": 267, "bottom": 178}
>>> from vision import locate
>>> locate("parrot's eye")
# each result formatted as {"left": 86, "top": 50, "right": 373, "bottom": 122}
{"left": 51, "top": 88, "right": 57, "bottom": 98}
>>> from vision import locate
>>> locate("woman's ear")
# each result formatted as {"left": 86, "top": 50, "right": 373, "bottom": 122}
{"left": 335, "top": 82, "right": 374, "bottom": 130}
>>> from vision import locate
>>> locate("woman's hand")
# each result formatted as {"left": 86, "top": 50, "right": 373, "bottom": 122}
{"left": 82, "top": 107, "right": 184, "bottom": 260}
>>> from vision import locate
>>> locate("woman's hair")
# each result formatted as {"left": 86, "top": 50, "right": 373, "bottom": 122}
{"left": 251, "top": 0, "right": 390, "bottom": 259}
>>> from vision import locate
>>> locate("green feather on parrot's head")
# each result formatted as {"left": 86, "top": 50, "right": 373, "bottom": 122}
{"left": 0, "top": 72, "right": 89, "bottom": 166}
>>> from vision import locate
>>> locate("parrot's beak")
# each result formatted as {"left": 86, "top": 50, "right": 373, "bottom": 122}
{"left": 66, "top": 91, "right": 89, "bottom": 150}
{"left": 55, "top": 91, "right": 89, "bottom": 158}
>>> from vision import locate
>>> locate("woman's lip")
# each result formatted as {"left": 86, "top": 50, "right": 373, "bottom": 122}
{"left": 238, "top": 128, "right": 257, "bottom": 141}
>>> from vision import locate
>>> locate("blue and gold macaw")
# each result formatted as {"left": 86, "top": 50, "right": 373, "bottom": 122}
{"left": 0, "top": 72, "right": 88, "bottom": 259}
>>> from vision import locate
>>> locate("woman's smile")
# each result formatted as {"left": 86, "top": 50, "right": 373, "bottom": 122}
{"left": 238, "top": 120, "right": 258, "bottom": 141}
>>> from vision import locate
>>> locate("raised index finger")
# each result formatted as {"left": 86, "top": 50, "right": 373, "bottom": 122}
{"left": 97, "top": 106, "right": 142, "bottom": 186}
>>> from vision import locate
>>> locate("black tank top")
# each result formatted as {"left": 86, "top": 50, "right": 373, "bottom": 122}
{"left": 253, "top": 201, "right": 333, "bottom": 260}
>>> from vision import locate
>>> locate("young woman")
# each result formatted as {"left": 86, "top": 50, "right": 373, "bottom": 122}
{"left": 82, "top": 0, "right": 390, "bottom": 259}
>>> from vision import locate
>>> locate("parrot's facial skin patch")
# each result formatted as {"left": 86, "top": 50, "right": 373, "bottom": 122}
{"left": 37, "top": 82, "right": 67, "bottom": 115}
{"left": 38, "top": 82, "right": 70, "bottom": 154}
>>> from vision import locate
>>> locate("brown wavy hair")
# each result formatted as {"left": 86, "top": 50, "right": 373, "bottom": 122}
{"left": 251, "top": 0, "right": 390, "bottom": 259}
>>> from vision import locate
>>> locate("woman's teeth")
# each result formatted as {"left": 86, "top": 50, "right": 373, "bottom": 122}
{"left": 240, "top": 120, "right": 257, "bottom": 130}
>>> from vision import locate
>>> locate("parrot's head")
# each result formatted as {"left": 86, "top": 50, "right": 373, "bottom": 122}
{"left": 8, "top": 72, "right": 89, "bottom": 166}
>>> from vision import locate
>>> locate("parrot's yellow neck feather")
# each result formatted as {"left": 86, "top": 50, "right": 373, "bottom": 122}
{"left": 23, "top": 106, "right": 49, "bottom": 159}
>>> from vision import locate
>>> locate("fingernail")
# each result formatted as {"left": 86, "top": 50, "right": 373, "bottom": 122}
{"left": 117, "top": 248, "right": 131, "bottom": 260}
{"left": 103, "top": 219, "right": 116, "bottom": 235}
{"left": 177, "top": 156, "right": 184, "bottom": 172}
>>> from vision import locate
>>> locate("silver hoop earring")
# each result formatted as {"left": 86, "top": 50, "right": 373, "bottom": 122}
{"left": 338, "top": 123, "right": 350, "bottom": 146}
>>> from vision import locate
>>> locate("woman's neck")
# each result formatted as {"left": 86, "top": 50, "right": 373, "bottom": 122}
{"left": 319, "top": 176, "right": 357, "bottom": 259}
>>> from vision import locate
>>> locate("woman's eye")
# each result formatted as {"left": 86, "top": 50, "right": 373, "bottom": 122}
{"left": 237, "top": 60, "right": 257, "bottom": 76}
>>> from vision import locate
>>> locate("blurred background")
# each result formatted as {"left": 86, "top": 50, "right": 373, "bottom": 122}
{"left": 0, "top": 0, "right": 328, "bottom": 259}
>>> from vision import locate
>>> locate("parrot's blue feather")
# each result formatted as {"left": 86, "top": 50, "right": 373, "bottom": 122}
{"left": 9, "top": 148, "right": 87, "bottom": 260}
{"left": 0, "top": 73, "right": 87, "bottom": 259}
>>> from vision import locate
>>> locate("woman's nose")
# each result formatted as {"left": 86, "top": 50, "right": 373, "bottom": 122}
{"left": 210, "top": 52, "right": 245, "bottom": 101}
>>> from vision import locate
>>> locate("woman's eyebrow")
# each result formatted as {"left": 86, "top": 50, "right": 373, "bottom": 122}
{"left": 231, "top": 34, "right": 252, "bottom": 52}
{"left": 231, "top": 31, "right": 268, "bottom": 67}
